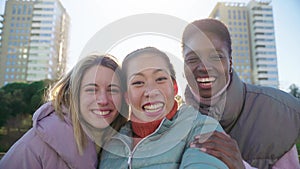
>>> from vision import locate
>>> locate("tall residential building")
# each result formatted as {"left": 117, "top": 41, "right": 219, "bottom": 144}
{"left": 210, "top": 0, "right": 279, "bottom": 88}
{"left": 247, "top": 0, "right": 278, "bottom": 88}
{"left": 0, "top": 0, "right": 69, "bottom": 87}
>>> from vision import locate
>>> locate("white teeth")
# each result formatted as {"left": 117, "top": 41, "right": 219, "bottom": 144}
{"left": 92, "top": 110, "right": 110, "bottom": 116}
{"left": 143, "top": 103, "right": 163, "bottom": 112}
{"left": 196, "top": 77, "right": 216, "bottom": 83}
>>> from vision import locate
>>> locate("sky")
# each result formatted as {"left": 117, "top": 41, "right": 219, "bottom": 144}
{"left": 59, "top": 0, "right": 300, "bottom": 92}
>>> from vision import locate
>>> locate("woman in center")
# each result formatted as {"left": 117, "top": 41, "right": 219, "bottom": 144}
{"left": 99, "top": 47, "right": 228, "bottom": 169}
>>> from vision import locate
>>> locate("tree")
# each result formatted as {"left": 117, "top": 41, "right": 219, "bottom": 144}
{"left": 0, "top": 83, "right": 28, "bottom": 126}
{"left": 289, "top": 84, "right": 300, "bottom": 99}
{"left": 0, "top": 80, "right": 53, "bottom": 152}
{"left": 0, "top": 90, "right": 12, "bottom": 126}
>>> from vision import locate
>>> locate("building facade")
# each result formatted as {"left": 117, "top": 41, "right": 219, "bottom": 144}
{"left": 0, "top": 0, "right": 69, "bottom": 86}
{"left": 210, "top": 0, "right": 279, "bottom": 88}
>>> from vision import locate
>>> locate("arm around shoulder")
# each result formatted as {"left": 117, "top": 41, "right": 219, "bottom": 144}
{"left": 180, "top": 148, "right": 228, "bottom": 169}
{"left": 180, "top": 113, "right": 228, "bottom": 168}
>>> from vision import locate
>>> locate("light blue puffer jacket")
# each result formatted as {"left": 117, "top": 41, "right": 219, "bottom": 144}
{"left": 99, "top": 104, "right": 228, "bottom": 169}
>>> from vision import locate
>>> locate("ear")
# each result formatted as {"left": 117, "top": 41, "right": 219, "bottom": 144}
{"left": 172, "top": 79, "right": 178, "bottom": 95}
{"left": 229, "top": 56, "right": 233, "bottom": 73}
{"left": 124, "top": 92, "right": 130, "bottom": 105}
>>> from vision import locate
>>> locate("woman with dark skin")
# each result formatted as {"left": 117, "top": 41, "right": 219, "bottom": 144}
{"left": 183, "top": 18, "right": 300, "bottom": 169}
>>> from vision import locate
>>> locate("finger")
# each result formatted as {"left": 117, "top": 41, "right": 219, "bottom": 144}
{"left": 204, "top": 148, "right": 238, "bottom": 169}
{"left": 194, "top": 133, "right": 233, "bottom": 148}
{"left": 191, "top": 141, "right": 244, "bottom": 169}
{"left": 194, "top": 131, "right": 231, "bottom": 144}
{"left": 194, "top": 138, "right": 241, "bottom": 159}
{"left": 194, "top": 132, "right": 215, "bottom": 143}
{"left": 194, "top": 131, "right": 215, "bottom": 139}
{"left": 205, "top": 132, "right": 238, "bottom": 150}
{"left": 198, "top": 141, "right": 233, "bottom": 155}
{"left": 209, "top": 131, "right": 232, "bottom": 141}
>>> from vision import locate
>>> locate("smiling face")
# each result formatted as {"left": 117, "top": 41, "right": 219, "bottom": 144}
{"left": 125, "top": 54, "right": 176, "bottom": 122}
{"left": 183, "top": 32, "right": 232, "bottom": 98}
{"left": 79, "top": 65, "right": 122, "bottom": 129}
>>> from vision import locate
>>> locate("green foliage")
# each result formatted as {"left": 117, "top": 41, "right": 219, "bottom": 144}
{"left": 0, "top": 80, "right": 51, "bottom": 122}
{"left": 25, "top": 80, "right": 48, "bottom": 113}
{"left": 289, "top": 84, "right": 300, "bottom": 99}
{"left": 0, "top": 90, "right": 11, "bottom": 126}
{"left": 0, "top": 80, "right": 53, "bottom": 152}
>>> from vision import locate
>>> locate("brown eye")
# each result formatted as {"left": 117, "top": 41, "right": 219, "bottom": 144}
{"left": 185, "top": 55, "right": 200, "bottom": 64}
{"left": 209, "top": 53, "right": 225, "bottom": 61}
{"left": 156, "top": 77, "right": 167, "bottom": 83}
{"left": 131, "top": 81, "right": 144, "bottom": 86}
{"left": 85, "top": 87, "right": 96, "bottom": 93}
{"left": 108, "top": 88, "right": 120, "bottom": 95}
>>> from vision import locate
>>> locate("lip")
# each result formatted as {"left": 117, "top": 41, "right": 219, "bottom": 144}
{"left": 142, "top": 102, "right": 165, "bottom": 117}
{"left": 196, "top": 75, "right": 216, "bottom": 89}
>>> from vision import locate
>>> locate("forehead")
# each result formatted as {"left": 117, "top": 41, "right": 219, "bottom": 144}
{"left": 126, "top": 54, "right": 170, "bottom": 77}
{"left": 83, "top": 65, "right": 120, "bottom": 83}
{"left": 183, "top": 32, "right": 226, "bottom": 55}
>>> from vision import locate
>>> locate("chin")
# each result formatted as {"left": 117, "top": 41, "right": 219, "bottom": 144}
{"left": 95, "top": 124, "right": 110, "bottom": 129}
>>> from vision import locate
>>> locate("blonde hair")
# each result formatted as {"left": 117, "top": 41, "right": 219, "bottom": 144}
{"left": 46, "top": 54, "right": 128, "bottom": 154}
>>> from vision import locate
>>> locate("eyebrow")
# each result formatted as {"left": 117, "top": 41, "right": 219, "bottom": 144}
{"left": 185, "top": 51, "right": 197, "bottom": 57}
{"left": 129, "top": 68, "right": 168, "bottom": 79}
{"left": 82, "top": 83, "right": 121, "bottom": 89}
{"left": 82, "top": 83, "right": 97, "bottom": 88}
{"left": 185, "top": 49, "right": 223, "bottom": 57}
{"left": 153, "top": 69, "right": 166, "bottom": 75}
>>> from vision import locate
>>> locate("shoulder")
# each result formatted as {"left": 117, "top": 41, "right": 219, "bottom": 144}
{"left": 11, "top": 128, "right": 50, "bottom": 151}
{"left": 178, "top": 105, "right": 222, "bottom": 129}
{"left": 245, "top": 84, "right": 300, "bottom": 112}
{"left": 176, "top": 105, "right": 224, "bottom": 142}
{"left": 180, "top": 148, "right": 229, "bottom": 169}
{"left": 0, "top": 128, "right": 54, "bottom": 168}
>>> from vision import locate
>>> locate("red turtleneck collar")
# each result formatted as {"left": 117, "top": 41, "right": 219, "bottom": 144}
{"left": 131, "top": 101, "right": 178, "bottom": 138}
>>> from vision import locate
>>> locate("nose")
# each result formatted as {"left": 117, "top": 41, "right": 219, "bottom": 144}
{"left": 96, "top": 91, "right": 108, "bottom": 105}
{"left": 196, "top": 59, "right": 212, "bottom": 72}
{"left": 144, "top": 84, "right": 160, "bottom": 98}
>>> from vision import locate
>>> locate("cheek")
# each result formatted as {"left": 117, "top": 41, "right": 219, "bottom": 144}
{"left": 216, "top": 63, "right": 230, "bottom": 77}
{"left": 161, "top": 83, "right": 175, "bottom": 98}
{"left": 127, "top": 88, "right": 142, "bottom": 104}
{"left": 184, "top": 65, "right": 198, "bottom": 89}
{"left": 80, "top": 92, "right": 94, "bottom": 104}
{"left": 128, "top": 94, "right": 139, "bottom": 106}
{"left": 111, "top": 94, "right": 122, "bottom": 110}
{"left": 184, "top": 64, "right": 196, "bottom": 78}
{"left": 79, "top": 93, "right": 87, "bottom": 109}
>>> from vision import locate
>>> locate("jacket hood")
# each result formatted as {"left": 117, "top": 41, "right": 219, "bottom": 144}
{"left": 32, "top": 102, "right": 97, "bottom": 169}
{"left": 32, "top": 102, "right": 58, "bottom": 126}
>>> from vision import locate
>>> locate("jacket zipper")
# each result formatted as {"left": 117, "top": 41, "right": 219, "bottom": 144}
{"left": 114, "top": 119, "right": 166, "bottom": 169}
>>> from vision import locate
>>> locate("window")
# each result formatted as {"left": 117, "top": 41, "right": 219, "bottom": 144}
{"left": 12, "top": 5, "right": 17, "bottom": 14}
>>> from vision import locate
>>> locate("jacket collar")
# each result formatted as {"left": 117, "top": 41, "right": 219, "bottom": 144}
{"left": 184, "top": 70, "right": 245, "bottom": 132}
{"left": 220, "top": 70, "right": 246, "bottom": 132}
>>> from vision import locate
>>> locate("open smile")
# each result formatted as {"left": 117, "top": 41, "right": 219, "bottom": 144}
{"left": 196, "top": 76, "right": 216, "bottom": 88}
{"left": 142, "top": 102, "right": 164, "bottom": 117}
{"left": 91, "top": 109, "right": 112, "bottom": 116}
